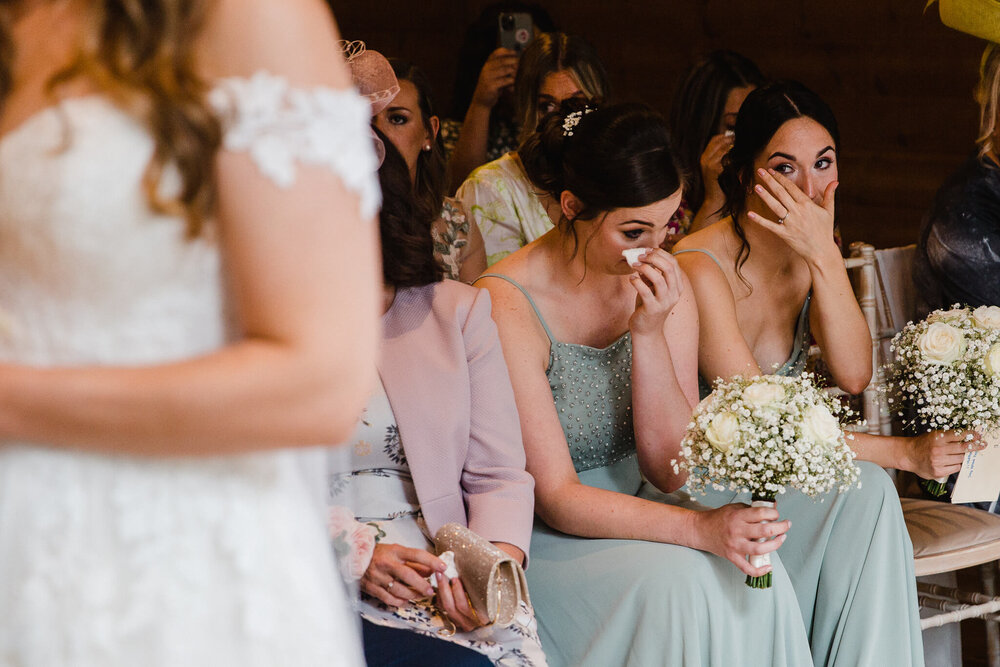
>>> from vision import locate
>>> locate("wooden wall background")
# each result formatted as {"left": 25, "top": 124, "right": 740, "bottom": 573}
{"left": 332, "top": 0, "right": 986, "bottom": 250}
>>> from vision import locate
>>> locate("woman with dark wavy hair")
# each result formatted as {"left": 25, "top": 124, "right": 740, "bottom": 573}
{"left": 667, "top": 50, "right": 766, "bottom": 239}
{"left": 675, "top": 80, "right": 965, "bottom": 665}
{"left": 0, "top": 0, "right": 380, "bottom": 663}
{"left": 374, "top": 58, "right": 486, "bottom": 282}
{"left": 477, "top": 101, "right": 813, "bottom": 667}
{"left": 328, "top": 130, "right": 544, "bottom": 666}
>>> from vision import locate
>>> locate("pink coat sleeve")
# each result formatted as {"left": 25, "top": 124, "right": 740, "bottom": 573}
{"left": 459, "top": 288, "right": 536, "bottom": 562}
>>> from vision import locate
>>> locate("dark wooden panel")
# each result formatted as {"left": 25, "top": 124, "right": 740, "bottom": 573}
{"left": 333, "top": 0, "right": 989, "bottom": 248}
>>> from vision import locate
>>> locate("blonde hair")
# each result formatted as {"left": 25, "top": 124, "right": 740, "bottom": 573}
{"left": 976, "top": 42, "right": 1000, "bottom": 160}
{"left": 513, "top": 33, "right": 609, "bottom": 145}
{"left": 0, "top": 0, "right": 221, "bottom": 237}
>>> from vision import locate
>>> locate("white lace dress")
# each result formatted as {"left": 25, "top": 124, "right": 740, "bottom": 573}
{"left": 0, "top": 73, "right": 376, "bottom": 666}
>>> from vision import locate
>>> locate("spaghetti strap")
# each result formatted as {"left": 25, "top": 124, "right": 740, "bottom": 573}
{"left": 673, "top": 247, "right": 725, "bottom": 273}
{"left": 475, "top": 273, "right": 557, "bottom": 343}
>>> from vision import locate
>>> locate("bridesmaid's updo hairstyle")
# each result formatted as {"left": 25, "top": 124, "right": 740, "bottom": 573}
{"left": 375, "top": 126, "right": 443, "bottom": 288}
{"left": 521, "top": 99, "right": 685, "bottom": 255}
{"left": 718, "top": 80, "right": 839, "bottom": 286}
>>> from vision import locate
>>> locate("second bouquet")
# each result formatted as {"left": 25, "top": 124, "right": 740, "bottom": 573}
{"left": 674, "top": 374, "right": 862, "bottom": 588}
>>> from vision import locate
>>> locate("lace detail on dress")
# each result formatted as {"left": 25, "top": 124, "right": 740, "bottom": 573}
{"left": 209, "top": 70, "right": 380, "bottom": 219}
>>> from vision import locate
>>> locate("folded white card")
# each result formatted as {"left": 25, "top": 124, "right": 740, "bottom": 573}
{"left": 951, "top": 430, "right": 1000, "bottom": 504}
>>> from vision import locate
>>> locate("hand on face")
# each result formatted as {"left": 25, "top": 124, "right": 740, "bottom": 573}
{"left": 627, "top": 248, "right": 685, "bottom": 336}
{"left": 699, "top": 132, "right": 734, "bottom": 201}
{"left": 748, "top": 167, "right": 838, "bottom": 263}
{"left": 471, "top": 47, "right": 519, "bottom": 109}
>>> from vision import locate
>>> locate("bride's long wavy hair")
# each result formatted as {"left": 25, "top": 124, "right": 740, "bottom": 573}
{"left": 0, "top": 0, "right": 221, "bottom": 238}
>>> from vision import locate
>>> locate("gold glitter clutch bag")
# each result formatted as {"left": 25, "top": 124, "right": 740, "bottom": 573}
{"left": 434, "top": 523, "right": 531, "bottom": 628}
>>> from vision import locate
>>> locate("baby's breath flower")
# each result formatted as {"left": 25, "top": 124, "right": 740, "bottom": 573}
{"left": 678, "top": 374, "right": 861, "bottom": 500}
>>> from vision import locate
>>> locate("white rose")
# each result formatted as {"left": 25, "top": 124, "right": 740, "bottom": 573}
{"left": 973, "top": 306, "right": 1000, "bottom": 329}
{"left": 917, "top": 322, "right": 967, "bottom": 365}
{"left": 705, "top": 412, "right": 740, "bottom": 453}
{"left": 986, "top": 343, "right": 1000, "bottom": 377}
{"left": 742, "top": 382, "right": 785, "bottom": 408}
{"left": 800, "top": 404, "right": 841, "bottom": 445}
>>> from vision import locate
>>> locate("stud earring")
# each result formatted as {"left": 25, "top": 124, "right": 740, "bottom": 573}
{"left": 422, "top": 143, "right": 432, "bottom": 152}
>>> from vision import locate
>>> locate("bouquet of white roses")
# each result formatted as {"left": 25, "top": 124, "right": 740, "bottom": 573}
{"left": 674, "top": 373, "right": 861, "bottom": 588}
{"left": 886, "top": 305, "right": 1000, "bottom": 495}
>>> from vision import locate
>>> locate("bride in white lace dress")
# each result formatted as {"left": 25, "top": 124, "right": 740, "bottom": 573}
{"left": 0, "top": 1, "right": 380, "bottom": 664}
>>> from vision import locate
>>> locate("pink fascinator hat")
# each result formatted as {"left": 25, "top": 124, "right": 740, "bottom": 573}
{"left": 342, "top": 40, "right": 400, "bottom": 166}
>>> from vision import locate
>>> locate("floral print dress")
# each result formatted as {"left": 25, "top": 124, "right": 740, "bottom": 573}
{"left": 328, "top": 375, "right": 547, "bottom": 667}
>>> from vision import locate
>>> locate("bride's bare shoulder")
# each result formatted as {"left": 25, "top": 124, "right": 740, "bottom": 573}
{"left": 196, "top": 0, "right": 350, "bottom": 86}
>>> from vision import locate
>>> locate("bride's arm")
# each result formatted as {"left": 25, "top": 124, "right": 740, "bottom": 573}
{"left": 0, "top": 0, "right": 381, "bottom": 454}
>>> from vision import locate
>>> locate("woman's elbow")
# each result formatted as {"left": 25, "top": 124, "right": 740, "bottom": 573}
{"left": 836, "top": 367, "right": 873, "bottom": 397}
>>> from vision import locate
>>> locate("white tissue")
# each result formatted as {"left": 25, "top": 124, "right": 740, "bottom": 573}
{"left": 429, "top": 550, "right": 460, "bottom": 589}
{"left": 622, "top": 247, "right": 652, "bottom": 265}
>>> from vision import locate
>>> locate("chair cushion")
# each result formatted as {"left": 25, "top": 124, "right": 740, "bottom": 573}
{"left": 902, "top": 498, "right": 1000, "bottom": 576}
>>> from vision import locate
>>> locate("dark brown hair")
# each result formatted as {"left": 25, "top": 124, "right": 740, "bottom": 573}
{"left": 388, "top": 58, "right": 446, "bottom": 228}
{"left": 521, "top": 99, "right": 685, "bottom": 256}
{"left": 376, "top": 126, "right": 443, "bottom": 288}
{"left": 668, "top": 50, "right": 765, "bottom": 217}
{"left": 718, "top": 80, "right": 840, "bottom": 289}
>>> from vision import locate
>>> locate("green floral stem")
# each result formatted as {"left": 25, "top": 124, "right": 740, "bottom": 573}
{"left": 922, "top": 477, "right": 949, "bottom": 497}
{"left": 746, "top": 495, "right": 776, "bottom": 590}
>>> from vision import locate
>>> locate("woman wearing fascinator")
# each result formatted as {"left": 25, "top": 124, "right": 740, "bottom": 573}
{"left": 325, "top": 125, "right": 546, "bottom": 666}
{"left": 347, "top": 43, "right": 487, "bottom": 282}
{"left": 674, "top": 80, "right": 976, "bottom": 664}
{"left": 0, "top": 0, "right": 379, "bottom": 664}
{"left": 476, "top": 100, "right": 814, "bottom": 666}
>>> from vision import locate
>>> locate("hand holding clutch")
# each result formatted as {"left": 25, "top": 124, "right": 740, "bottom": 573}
{"left": 434, "top": 523, "right": 531, "bottom": 628}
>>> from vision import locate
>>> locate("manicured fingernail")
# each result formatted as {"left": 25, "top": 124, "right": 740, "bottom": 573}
{"left": 757, "top": 168, "right": 766, "bottom": 177}
{"left": 754, "top": 184, "right": 764, "bottom": 193}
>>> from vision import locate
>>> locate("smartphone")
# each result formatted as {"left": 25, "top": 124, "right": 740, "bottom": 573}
{"left": 498, "top": 12, "right": 533, "bottom": 54}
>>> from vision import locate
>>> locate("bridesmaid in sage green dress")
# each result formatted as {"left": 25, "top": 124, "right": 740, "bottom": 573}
{"left": 477, "top": 101, "right": 813, "bottom": 667}
{"left": 674, "top": 80, "right": 975, "bottom": 666}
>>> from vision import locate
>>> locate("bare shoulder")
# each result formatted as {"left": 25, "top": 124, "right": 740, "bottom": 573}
{"left": 474, "top": 254, "right": 550, "bottom": 360}
{"left": 673, "top": 226, "right": 733, "bottom": 294}
{"left": 197, "top": 0, "right": 349, "bottom": 86}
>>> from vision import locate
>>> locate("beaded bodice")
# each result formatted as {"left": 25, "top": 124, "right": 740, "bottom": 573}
{"left": 480, "top": 274, "right": 636, "bottom": 473}
{"left": 548, "top": 335, "right": 635, "bottom": 472}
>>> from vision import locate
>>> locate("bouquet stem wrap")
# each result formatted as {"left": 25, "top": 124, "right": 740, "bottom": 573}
{"left": 747, "top": 497, "right": 776, "bottom": 589}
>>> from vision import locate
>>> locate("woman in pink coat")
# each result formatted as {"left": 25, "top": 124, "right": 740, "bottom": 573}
{"left": 327, "top": 130, "right": 544, "bottom": 667}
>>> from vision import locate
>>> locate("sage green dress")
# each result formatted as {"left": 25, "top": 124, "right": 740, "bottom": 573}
{"left": 674, "top": 248, "right": 924, "bottom": 666}
{"left": 480, "top": 274, "right": 813, "bottom": 667}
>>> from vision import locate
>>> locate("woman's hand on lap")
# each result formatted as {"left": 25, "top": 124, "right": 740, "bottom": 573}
{"left": 904, "top": 430, "right": 985, "bottom": 479}
{"left": 435, "top": 573, "right": 488, "bottom": 633}
{"left": 361, "top": 543, "right": 443, "bottom": 607}
{"left": 692, "top": 503, "right": 790, "bottom": 577}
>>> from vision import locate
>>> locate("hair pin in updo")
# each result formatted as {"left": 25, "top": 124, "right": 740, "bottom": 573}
{"left": 562, "top": 107, "right": 595, "bottom": 137}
